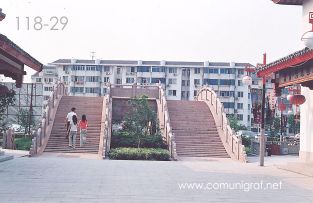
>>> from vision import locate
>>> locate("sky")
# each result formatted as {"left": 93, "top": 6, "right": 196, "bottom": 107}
{"left": 0, "top": 0, "right": 303, "bottom": 82}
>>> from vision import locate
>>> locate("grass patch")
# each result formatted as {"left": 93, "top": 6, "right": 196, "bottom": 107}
{"left": 109, "top": 147, "right": 170, "bottom": 161}
{"left": 15, "top": 137, "right": 32, "bottom": 151}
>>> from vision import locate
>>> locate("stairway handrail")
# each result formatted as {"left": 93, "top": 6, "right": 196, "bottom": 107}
{"left": 158, "top": 85, "right": 178, "bottom": 160}
{"left": 195, "top": 86, "right": 247, "bottom": 162}
{"left": 29, "top": 82, "right": 67, "bottom": 156}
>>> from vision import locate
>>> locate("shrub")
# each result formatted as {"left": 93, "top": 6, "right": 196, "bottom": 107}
{"left": 111, "top": 131, "right": 167, "bottom": 149}
{"left": 15, "top": 137, "right": 32, "bottom": 150}
{"left": 109, "top": 147, "right": 170, "bottom": 161}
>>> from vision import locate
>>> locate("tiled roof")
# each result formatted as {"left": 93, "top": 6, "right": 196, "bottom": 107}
{"left": 256, "top": 48, "right": 313, "bottom": 77}
{"left": 0, "top": 33, "right": 42, "bottom": 70}
{"left": 257, "top": 48, "right": 310, "bottom": 71}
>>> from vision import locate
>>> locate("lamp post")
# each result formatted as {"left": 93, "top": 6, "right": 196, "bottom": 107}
{"left": 243, "top": 54, "right": 267, "bottom": 166}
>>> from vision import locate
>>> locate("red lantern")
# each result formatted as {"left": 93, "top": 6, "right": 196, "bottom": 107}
{"left": 278, "top": 102, "right": 286, "bottom": 111}
{"left": 290, "top": 94, "right": 306, "bottom": 105}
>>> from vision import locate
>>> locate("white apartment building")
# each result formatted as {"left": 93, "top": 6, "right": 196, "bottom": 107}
{"left": 31, "top": 65, "right": 58, "bottom": 101}
{"left": 32, "top": 59, "right": 254, "bottom": 127}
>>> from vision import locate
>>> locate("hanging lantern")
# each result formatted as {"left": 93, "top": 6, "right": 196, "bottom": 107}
{"left": 287, "top": 94, "right": 293, "bottom": 101}
{"left": 278, "top": 102, "right": 286, "bottom": 112}
{"left": 242, "top": 75, "right": 252, "bottom": 86}
{"left": 0, "top": 84, "right": 9, "bottom": 95}
{"left": 290, "top": 94, "right": 306, "bottom": 105}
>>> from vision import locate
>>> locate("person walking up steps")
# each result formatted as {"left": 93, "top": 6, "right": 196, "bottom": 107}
{"left": 78, "top": 114, "right": 88, "bottom": 147}
{"left": 69, "top": 114, "right": 78, "bottom": 149}
{"left": 65, "top": 107, "right": 76, "bottom": 139}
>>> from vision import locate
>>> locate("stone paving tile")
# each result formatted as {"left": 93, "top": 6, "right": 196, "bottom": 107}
{"left": 0, "top": 156, "right": 313, "bottom": 202}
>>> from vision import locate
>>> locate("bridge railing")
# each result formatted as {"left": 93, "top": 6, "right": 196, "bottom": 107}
{"left": 29, "top": 83, "right": 67, "bottom": 156}
{"left": 195, "top": 86, "right": 247, "bottom": 162}
{"left": 158, "top": 85, "right": 178, "bottom": 160}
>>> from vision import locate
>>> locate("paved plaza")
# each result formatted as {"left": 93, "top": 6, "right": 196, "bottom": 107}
{"left": 0, "top": 153, "right": 313, "bottom": 203}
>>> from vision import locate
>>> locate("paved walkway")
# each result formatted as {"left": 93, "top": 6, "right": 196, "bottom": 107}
{"left": 0, "top": 155, "right": 313, "bottom": 202}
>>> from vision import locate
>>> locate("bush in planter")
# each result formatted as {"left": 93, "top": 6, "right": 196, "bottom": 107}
{"left": 111, "top": 131, "right": 167, "bottom": 149}
{"left": 109, "top": 147, "right": 170, "bottom": 161}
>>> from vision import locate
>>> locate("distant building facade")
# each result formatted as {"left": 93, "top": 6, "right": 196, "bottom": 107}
{"left": 32, "top": 59, "right": 255, "bottom": 127}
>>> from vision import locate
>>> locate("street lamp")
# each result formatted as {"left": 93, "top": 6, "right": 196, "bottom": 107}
{"left": 243, "top": 54, "right": 267, "bottom": 167}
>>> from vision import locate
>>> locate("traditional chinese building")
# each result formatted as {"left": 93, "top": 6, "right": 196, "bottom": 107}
{"left": 257, "top": 0, "right": 313, "bottom": 165}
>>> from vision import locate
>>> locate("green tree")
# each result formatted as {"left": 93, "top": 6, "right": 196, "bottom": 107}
{"left": 16, "top": 108, "right": 36, "bottom": 136}
{"left": 228, "top": 114, "right": 247, "bottom": 132}
{"left": 123, "top": 95, "right": 159, "bottom": 148}
{"left": 0, "top": 89, "right": 16, "bottom": 133}
{"left": 288, "top": 115, "right": 300, "bottom": 134}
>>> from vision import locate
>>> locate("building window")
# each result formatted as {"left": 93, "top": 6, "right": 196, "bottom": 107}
{"left": 85, "top": 87, "right": 100, "bottom": 94}
{"left": 223, "top": 102, "right": 235, "bottom": 109}
{"left": 168, "top": 67, "right": 177, "bottom": 73}
{"left": 181, "top": 91, "right": 185, "bottom": 98}
{"left": 209, "top": 68, "right": 219, "bottom": 74}
{"left": 126, "top": 78, "right": 135, "bottom": 84}
{"left": 71, "top": 76, "right": 84, "bottom": 82}
{"left": 70, "top": 87, "right": 84, "bottom": 93}
{"left": 182, "top": 80, "right": 186, "bottom": 86}
{"left": 194, "top": 68, "right": 200, "bottom": 74}
{"left": 194, "top": 90, "right": 198, "bottom": 96}
{"left": 103, "top": 66, "right": 110, "bottom": 72}
{"left": 152, "top": 67, "right": 165, "bottom": 72}
{"left": 203, "top": 79, "right": 218, "bottom": 85}
{"left": 116, "top": 78, "right": 122, "bottom": 84}
{"left": 137, "top": 66, "right": 150, "bottom": 72}
{"left": 44, "top": 96, "right": 50, "bottom": 100}
{"left": 194, "top": 79, "right": 200, "bottom": 86}
{"left": 168, "top": 90, "right": 177, "bottom": 96}
{"left": 117, "top": 67, "right": 121, "bottom": 74}
{"left": 151, "top": 78, "right": 165, "bottom": 84}
{"left": 72, "top": 65, "right": 85, "bottom": 71}
{"left": 237, "top": 103, "right": 243, "bottom": 109}
{"left": 130, "top": 67, "right": 136, "bottom": 72}
{"left": 237, "top": 92, "right": 243, "bottom": 97}
{"left": 248, "top": 115, "right": 250, "bottom": 122}
{"left": 220, "top": 91, "right": 234, "bottom": 97}
{"left": 168, "top": 78, "right": 177, "bottom": 85}
{"left": 35, "top": 78, "right": 41, "bottom": 82}
{"left": 238, "top": 80, "right": 242, "bottom": 86}
{"left": 139, "top": 77, "right": 150, "bottom": 84}
{"left": 204, "top": 68, "right": 209, "bottom": 73}
{"left": 220, "top": 68, "right": 235, "bottom": 74}
{"left": 248, "top": 93, "right": 251, "bottom": 99}
{"left": 220, "top": 79, "right": 235, "bottom": 85}
{"left": 44, "top": 87, "right": 53, "bottom": 91}
{"left": 248, "top": 104, "right": 251, "bottom": 110}
{"left": 86, "top": 76, "right": 100, "bottom": 82}
{"left": 103, "top": 77, "right": 110, "bottom": 83}
{"left": 86, "top": 65, "right": 96, "bottom": 71}
{"left": 237, "top": 114, "right": 243, "bottom": 121}
{"left": 238, "top": 69, "right": 244, "bottom": 75}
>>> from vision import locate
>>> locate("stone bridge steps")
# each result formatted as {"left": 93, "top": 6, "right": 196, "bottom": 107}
{"left": 167, "top": 100, "right": 229, "bottom": 158}
{"left": 44, "top": 96, "right": 103, "bottom": 154}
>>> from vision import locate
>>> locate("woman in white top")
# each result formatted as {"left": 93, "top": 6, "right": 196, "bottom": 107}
{"left": 65, "top": 107, "right": 76, "bottom": 139}
{"left": 69, "top": 114, "right": 78, "bottom": 149}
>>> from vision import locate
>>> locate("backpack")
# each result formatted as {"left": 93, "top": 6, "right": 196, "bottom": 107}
{"left": 72, "top": 115, "right": 78, "bottom": 125}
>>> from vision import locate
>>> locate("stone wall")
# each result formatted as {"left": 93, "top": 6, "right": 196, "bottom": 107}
{"left": 112, "top": 98, "right": 157, "bottom": 122}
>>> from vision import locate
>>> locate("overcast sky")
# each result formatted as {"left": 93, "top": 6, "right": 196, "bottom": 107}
{"left": 0, "top": 0, "right": 302, "bottom": 82}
